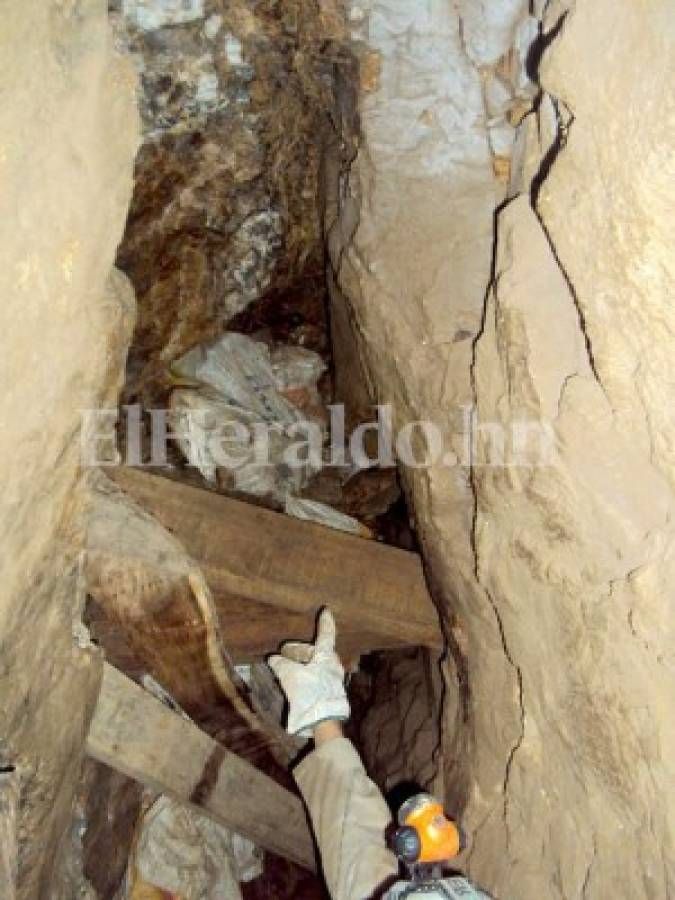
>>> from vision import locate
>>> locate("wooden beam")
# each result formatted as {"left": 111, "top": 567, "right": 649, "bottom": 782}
{"left": 198, "top": 594, "right": 409, "bottom": 663}
{"left": 108, "top": 468, "right": 442, "bottom": 656}
{"left": 86, "top": 664, "right": 316, "bottom": 872}
{"left": 86, "top": 595, "right": 406, "bottom": 668}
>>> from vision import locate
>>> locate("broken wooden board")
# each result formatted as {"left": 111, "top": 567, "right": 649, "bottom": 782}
{"left": 85, "top": 472, "right": 300, "bottom": 783}
{"left": 107, "top": 467, "right": 442, "bottom": 659}
{"left": 86, "top": 664, "right": 316, "bottom": 872}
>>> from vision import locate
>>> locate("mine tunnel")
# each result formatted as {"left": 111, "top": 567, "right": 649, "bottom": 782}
{"left": 1, "top": 1, "right": 673, "bottom": 899}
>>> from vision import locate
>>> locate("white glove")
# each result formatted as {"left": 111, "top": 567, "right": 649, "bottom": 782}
{"left": 268, "top": 609, "right": 350, "bottom": 738}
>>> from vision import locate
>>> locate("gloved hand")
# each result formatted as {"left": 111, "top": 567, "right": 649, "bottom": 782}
{"left": 268, "top": 609, "right": 350, "bottom": 738}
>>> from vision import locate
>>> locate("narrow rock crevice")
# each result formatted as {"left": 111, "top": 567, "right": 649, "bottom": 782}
{"left": 527, "top": 13, "right": 607, "bottom": 396}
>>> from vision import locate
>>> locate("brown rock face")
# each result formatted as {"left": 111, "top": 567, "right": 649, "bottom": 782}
{"left": 112, "top": 0, "right": 356, "bottom": 402}
{"left": 118, "top": 121, "right": 280, "bottom": 391}
{"left": 469, "top": 5, "right": 675, "bottom": 895}
{"left": 0, "top": 2, "right": 138, "bottom": 897}
{"left": 349, "top": 648, "right": 443, "bottom": 798}
{"left": 329, "top": 1, "right": 674, "bottom": 897}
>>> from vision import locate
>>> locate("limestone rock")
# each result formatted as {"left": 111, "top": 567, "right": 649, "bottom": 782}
{"left": 123, "top": 0, "right": 205, "bottom": 32}
{"left": 458, "top": 0, "right": 529, "bottom": 67}
{"left": 330, "top": 0, "right": 675, "bottom": 897}
{"left": 0, "top": 2, "right": 138, "bottom": 895}
{"left": 113, "top": 0, "right": 354, "bottom": 402}
{"left": 118, "top": 119, "right": 282, "bottom": 392}
{"left": 326, "top": 0, "right": 521, "bottom": 863}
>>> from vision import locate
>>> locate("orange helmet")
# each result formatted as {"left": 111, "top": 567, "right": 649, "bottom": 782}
{"left": 392, "top": 793, "right": 464, "bottom": 865}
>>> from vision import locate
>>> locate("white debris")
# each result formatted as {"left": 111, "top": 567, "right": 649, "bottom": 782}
{"left": 270, "top": 344, "right": 327, "bottom": 425}
{"left": 174, "top": 333, "right": 300, "bottom": 424}
{"left": 129, "top": 795, "right": 262, "bottom": 897}
{"left": 170, "top": 387, "right": 284, "bottom": 493}
{"left": 196, "top": 71, "right": 219, "bottom": 103}
{"left": 122, "top": 0, "right": 204, "bottom": 32}
{"left": 204, "top": 13, "right": 222, "bottom": 40}
{"left": 224, "top": 33, "right": 244, "bottom": 67}
{"left": 170, "top": 333, "right": 326, "bottom": 504}
{"left": 284, "top": 496, "right": 374, "bottom": 538}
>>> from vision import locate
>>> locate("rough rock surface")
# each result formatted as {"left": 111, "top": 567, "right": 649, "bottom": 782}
{"left": 0, "top": 2, "right": 138, "bottom": 896}
{"left": 349, "top": 648, "right": 443, "bottom": 799}
{"left": 330, "top": 1, "right": 674, "bottom": 897}
{"left": 326, "top": 0, "right": 529, "bottom": 841}
{"left": 468, "top": 4, "right": 675, "bottom": 896}
{"left": 111, "top": 0, "right": 355, "bottom": 401}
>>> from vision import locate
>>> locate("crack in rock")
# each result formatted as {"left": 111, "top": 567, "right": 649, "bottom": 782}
{"left": 527, "top": 12, "right": 610, "bottom": 401}
{"left": 485, "top": 584, "right": 526, "bottom": 845}
{"left": 468, "top": 187, "right": 526, "bottom": 851}
{"left": 581, "top": 837, "right": 597, "bottom": 898}
{"left": 465, "top": 383, "right": 526, "bottom": 848}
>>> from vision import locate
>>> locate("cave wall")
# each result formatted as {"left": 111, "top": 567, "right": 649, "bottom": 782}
{"left": 327, "top": 0, "right": 530, "bottom": 848}
{"left": 329, "top": 1, "right": 674, "bottom": 898}
{"left": 470, "top": 3, "right": 675, "bottom": 895}
{"left": 349, "top": 648, "right": 444, "bottom": 800}
{"left": 2, "top": 1, "right": 671, "bottom": 897}
{"left": 110, "top": 0, "right": 355, "bottom": 402}
{"left": 0, "top": 2, "right": 138, "bottom": 896}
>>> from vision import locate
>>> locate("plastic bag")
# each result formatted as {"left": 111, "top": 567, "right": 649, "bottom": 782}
{"left": 128, "top": 795, "right": 262, "bottom": 899}
{"left": 270, "top": 344, "right": 327, "bottom": 425}
{"left": 170, "top": 333, "right": 326, "bottom": 504}
{"left": 284, "top": 496, "right": 373, "bottom": 539}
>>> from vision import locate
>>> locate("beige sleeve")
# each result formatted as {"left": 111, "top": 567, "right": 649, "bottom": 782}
{"left": 294, "top": 737, "right": 399, "bottom": 900}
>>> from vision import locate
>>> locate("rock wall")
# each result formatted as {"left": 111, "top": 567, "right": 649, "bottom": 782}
{"left": 349, "top": 648, "right": 444, "bottom": 800}
{"left": 329, "top": 1, "right": 674, "bottom": 897}
{"left": 327, "top": 0, "right": 532, "bottom": 849}
{"left": 110, "top": 0, "right": 355, "bottom": 402}
{"left": 0, "top": 3, "right": 138, "bottom": 896}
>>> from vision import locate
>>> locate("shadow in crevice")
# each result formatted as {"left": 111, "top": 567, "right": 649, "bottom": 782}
{"left": 526, "top": 10, "right": 572, "bottom": 208}
{"left": 525, "top": 10, "right": 568, "bottom": 83}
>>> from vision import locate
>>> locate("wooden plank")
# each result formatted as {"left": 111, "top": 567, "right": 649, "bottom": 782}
{"left": 86, "top": 664, "right": 316, "bottom": 872}
{"left": 0, "top": 768, "right": 19, "bottom": 900}
{"left": 85, "top": 477, "right": 302, "bottom": 778}
{"left": 207, "top": 594, "right": 407, "bottom": 663}
{"left": 88, "top": 597, "right": 403, "bottom": 666}
{"left": 108, "top": 468, "right": 442, "bottom": 652}
{"left": 87, "top": 580, "right": 408, "bottom": 668}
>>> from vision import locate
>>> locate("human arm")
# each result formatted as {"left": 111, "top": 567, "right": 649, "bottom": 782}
{"left": 294, "top": 730, "right": 398, "bottom": 899}
{"left": 268, "top": 611, "right": 399, "bottom": 899}
{"left": 313, "top": 718, "right": 345, "bottom": 746}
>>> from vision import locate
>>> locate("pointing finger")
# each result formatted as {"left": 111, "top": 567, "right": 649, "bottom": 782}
{"left": 314, "top": 608, "right": 337, "bottom": 657}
